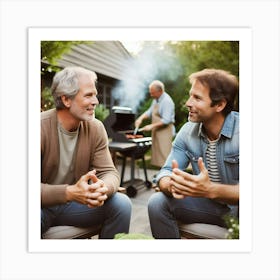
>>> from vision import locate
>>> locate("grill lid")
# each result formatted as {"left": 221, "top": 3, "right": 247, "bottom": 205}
{"left": 104, "top": 106, "right": 135, "bottom": 141}
{"left": 103, "top": 106, "right": 152, "bottom": 144}
{"left": 111, "top": 106, "right": 133, "bottom": 114}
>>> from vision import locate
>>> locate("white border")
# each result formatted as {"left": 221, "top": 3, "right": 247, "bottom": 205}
{"left": 28, "top": 27, "right": 252, "bottom": 253}
{"left": 1, "top": 1, "right": 279, "bottom": 279}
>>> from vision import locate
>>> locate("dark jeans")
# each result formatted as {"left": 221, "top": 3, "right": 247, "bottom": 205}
{"left": 148, "top": 192, "right": 230, "bottom": 239}
{"left": 41, "top": 192, "right": 132, "bottom": 239}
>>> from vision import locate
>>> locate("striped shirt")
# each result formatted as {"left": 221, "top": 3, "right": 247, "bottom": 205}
{"left": 206, "top": 138, "right": 221, "bottom": 183}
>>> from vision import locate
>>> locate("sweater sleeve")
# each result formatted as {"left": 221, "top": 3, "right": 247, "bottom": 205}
{"left": 41, "top": 183, "right": 68, "bottom": 207}
{"left": 41, "top": 110, "right": 69, "bottom": 207}
{"left": 88, "top": 120, "right": 120, "bottom": 196}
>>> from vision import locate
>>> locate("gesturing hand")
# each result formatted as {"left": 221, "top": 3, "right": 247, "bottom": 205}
{"left": 170, "top": 157, "right": 212, "bottom": 199}
{"left": 66, "top": 170, "right": 108, "bottom": 208}
{"left": 170, "top": 160, "right": 185, "bottom": 199}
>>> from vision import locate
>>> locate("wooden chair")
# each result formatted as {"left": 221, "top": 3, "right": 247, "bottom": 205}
{"left": 178, "top": 222, "right": 228, "bottom": 239}
{"left": 177, "top": 206, "right": 239, "bottom": 239}
{"left": 42, "top": 225, "right": 102, "bottom": 239}
{"left": 154, "top": 186, "right": 231, "bottom": 239}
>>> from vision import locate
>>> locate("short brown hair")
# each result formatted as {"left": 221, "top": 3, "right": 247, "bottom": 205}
{"left": 189, "top": 69, "right": 239, "bottom": 116}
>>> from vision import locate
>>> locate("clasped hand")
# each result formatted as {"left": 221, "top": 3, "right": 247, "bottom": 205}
{"left": 170, "top": 158, "right": 212, "bottom": 199}
{"left": 67, "top": 170, "right": 108, "bottom": 208}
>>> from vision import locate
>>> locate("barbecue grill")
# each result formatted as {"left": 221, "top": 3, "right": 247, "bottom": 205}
{"left": 103, "top": 106, "right": 152, "bottom": 197}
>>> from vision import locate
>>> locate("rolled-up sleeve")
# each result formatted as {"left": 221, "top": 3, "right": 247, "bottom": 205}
{"left": 159, "top": 98, "right": 175, "bottom": 124}
{"left": 144, "top": 101, "right": 155, "bottom": 118}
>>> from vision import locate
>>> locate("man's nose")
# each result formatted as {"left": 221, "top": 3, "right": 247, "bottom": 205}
{"left": 185, "top": 97, "right": 192, "bottom": 107}
{"left": 92, "top": 95, "right": 99, "bottom": 105}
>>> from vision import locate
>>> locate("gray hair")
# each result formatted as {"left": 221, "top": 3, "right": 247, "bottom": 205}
{"left": 51, "top": 66, "right": 97, "bottom": 109}
{"left": 149, "top": 80, "right": 165, "bottom": 92}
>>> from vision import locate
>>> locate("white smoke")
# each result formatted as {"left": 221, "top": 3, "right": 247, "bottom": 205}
{"left": 112, "top": 42, "right": 183, "bottom": 113}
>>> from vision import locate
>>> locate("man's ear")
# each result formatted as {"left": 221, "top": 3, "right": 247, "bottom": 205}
{"left": 216, "top": 98, "right": 227, "bottom": 113}
{"left": 61, "top": 95, "right": 71, "bottom": 108}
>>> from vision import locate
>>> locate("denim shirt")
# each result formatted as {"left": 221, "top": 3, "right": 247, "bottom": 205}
{"left": 157, "top": 111, "right": 239, "bottom": 186}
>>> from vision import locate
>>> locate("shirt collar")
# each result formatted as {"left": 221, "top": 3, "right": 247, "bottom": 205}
{"left": 156, "top": 92, "right": 165, "bottom": 103}
{"left": 220, "top": 112, "right": 236, "bottom": 138}
{"left": 198, "top": 112, "right": 236, "bottom": 139}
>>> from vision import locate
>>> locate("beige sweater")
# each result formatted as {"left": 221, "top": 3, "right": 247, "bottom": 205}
{"left": 41, "top": 109, "right": 119, "bottom": 207}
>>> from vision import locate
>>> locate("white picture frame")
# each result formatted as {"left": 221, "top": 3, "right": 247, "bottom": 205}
{"left": 1, "top": 1, "right": 279, "bottom": 279}
{"left": 28, "top": 26, "right": 252, "bottom": 253}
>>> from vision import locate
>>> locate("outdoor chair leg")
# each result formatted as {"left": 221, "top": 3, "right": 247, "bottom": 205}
{"left": 120, "top": 156, "right": 126, "bottom": 185}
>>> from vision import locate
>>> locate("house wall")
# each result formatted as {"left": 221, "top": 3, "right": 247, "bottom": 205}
{"left": 41, "top": 41, "right": 132, "bottom": 110}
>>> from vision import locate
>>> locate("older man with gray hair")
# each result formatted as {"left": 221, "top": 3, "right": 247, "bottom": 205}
{"left": 41, "top": 66, "right": 132, "bottom": 239}
{"left": 135, "top": 80, "right": 175, "bottom": 168}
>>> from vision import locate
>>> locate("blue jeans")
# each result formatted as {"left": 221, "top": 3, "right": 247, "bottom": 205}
{"left": 41, "top": 192, "right": 132, "bottom": 239}
{"left": 148, "top": 192, "right": 230, "bottom": 239}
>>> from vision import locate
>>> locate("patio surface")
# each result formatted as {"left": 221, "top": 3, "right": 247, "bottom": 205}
{"left": 115, "top": 157, "right": 159, "bottom": 238}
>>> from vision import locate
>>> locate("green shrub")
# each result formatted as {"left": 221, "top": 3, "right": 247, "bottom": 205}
{"left": 224, "top": 215, "right": 239, "bottom": 239}
{"left": 94, "top": 104, "right": 109, "bottom": 122}
{"left": 114, "top": 233, "right": 154, "bottom": 239}
{"left": 41, "top": 87, "right": 54, "bottom": 111}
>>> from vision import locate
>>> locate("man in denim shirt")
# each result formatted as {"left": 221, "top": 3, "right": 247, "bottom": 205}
{"left": 148, "top": 69, "right": 239, "bottom": 239}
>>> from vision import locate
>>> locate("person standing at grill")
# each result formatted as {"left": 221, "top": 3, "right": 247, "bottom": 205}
{"left": 41, "top": 66, "right": 132, "bottom": 239}
{"left": 148, "top": 69, "right": 239, "bottom": 238}
{"left": 134, "top": 80, "right": 175, "bottom": 168}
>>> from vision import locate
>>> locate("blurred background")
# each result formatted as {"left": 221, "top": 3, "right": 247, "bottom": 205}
{"left": 41, "top": 40, "right": 239, "bottom": 133}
